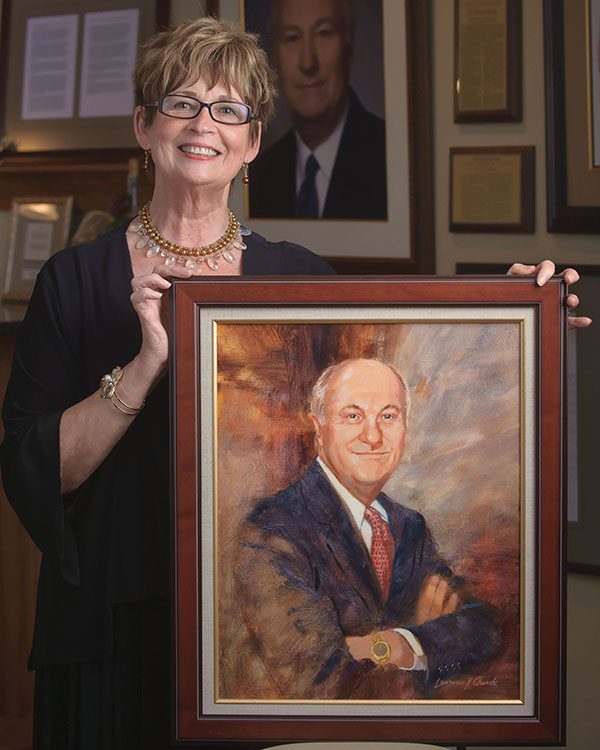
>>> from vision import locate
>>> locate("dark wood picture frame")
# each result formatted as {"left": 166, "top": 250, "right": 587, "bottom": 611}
{"left": 169, "top": 276, "right": 566, "bottom": 745}
{"left": 449, "top": 145, "right": 535, "bottom": 232}
{"left": 457, "top": 262, "right": 600, "bottom": 575}
{"left": 544, "top": 0, "right": 600, "bottom": 233}
{"left": 454, "top": 0, "right": 522, "bottom": 123}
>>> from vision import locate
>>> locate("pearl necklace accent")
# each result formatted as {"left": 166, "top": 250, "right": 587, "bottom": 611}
{"left": 127, "top": 202, "right": 251, "bottom": 273}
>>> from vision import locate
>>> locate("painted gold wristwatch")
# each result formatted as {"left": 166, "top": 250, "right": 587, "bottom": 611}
{"left": 370, "top": 632, "right": 392, "bottom": 664}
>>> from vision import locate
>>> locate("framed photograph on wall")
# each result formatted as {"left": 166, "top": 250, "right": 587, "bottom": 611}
{"left": 544, "top": 0, "right": 600, "bottom": 232}
{"left": 216, "top": 0, "right": 435, "bottom": 273}
{"left": 4, "top": 195, "right": 73, "bottom": 301}
{"left": 244, "top": 0, "right": 387, "bottom": 221}
{"left": 454, "top": 0, "right": 522, "bottom": 122}
{"left": 169, "top": 276, "right": 566, "bottom": 745}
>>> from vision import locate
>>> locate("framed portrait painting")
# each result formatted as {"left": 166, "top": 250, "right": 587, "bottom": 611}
{"left": 170, "top": 277, "right": 567, "bottom": 745}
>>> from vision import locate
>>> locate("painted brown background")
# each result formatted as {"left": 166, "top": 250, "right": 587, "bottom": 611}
{"left": 215, "top": 320, "right": 521, "bottom": 701}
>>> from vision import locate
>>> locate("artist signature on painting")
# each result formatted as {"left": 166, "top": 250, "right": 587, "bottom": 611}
{"left": 434, "top": 675, "right": 499, "bottom": 690}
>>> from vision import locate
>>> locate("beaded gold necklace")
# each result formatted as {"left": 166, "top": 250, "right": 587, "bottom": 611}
{"left": 128, "top": 202, "right": 250, "bottom": 272}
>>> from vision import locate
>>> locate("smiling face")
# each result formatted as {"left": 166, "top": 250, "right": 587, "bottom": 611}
{"left": 273, "top": 0, "right": 351, "bottom": 134}
{"left": 311, "top": 360, "right": 408, "bottom": 504}
{"left": 134, "top": 74, "right": 260, "bottom": 193}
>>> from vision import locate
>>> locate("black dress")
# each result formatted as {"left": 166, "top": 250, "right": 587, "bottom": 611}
{"left": 0, "top": 225, "right": 334, "bottom": 749}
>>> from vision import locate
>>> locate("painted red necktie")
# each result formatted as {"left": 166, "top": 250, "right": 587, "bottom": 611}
{"left": 364, "top": 505, "right": 395, "bottom": 598}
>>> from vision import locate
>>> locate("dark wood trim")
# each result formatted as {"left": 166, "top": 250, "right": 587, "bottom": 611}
{"left": 155, "top": 0, "right": 171, "bottom": 30}
{"left": 405, "top": 0, "right": 436, "bottom": 272}
{"left": 568, "top": 562, "right": 600, "bottom": 576}
{"left": 0, "top": 149, "right": 153, "bottom": 212}
{"left": 205, "top": 0, "right": 220, "bottom": 16}
{"left": 0, "top": 0, "right": 10, "bottom": 144}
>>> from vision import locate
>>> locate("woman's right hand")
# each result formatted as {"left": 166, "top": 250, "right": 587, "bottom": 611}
{"left": 60, "top": 263, "right": 193, "bottom": 493}
{"left": 130, "top": 263, "right": 193, "bottom": 372}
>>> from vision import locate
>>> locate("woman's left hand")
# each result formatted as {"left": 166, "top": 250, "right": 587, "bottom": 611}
{"left": 507, "top": 260, "right": 592, "bottom": 330}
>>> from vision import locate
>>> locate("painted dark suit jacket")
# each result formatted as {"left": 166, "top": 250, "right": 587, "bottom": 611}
{"left": 234, "top": 461, "right": 498, "bottom": 700}
{"left": 248, "top": 89, "right": 388, "bottom": 220}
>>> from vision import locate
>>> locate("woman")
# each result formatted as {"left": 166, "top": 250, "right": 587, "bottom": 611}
{"left": 0, "top": 16, "right": 589, "bottom": 750}
{"left": 1, "top": 17, "right": 332, "bottom": 750}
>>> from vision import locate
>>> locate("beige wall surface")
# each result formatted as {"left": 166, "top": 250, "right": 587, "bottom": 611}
{"left": 433, "top": 0, "right": 599, "bottom": 284}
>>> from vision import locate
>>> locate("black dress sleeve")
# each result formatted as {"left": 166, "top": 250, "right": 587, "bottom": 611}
{"left": 1, "top": 250, "right": 84, "bottom": 584}
{"left": 242, "top": 232, "right": 337, "bottom": 275}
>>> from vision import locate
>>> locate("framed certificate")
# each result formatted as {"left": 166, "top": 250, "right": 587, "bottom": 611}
{"left": 454, "top": 0, "right": 522, "bottom": 122}
{"left": 450, "top": 146, "right": 535, "bottom": 232}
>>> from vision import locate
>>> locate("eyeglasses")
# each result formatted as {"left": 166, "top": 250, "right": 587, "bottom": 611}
{"left": 146, "top": 95, "right": 256, "bottom": 125}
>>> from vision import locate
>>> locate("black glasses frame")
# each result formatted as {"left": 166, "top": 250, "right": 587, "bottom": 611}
{"left": 146, "top": 95, "right": 256, "bottom": 125}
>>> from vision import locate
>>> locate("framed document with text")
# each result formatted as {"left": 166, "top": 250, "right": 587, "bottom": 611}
{"left": 450, "top": 146, "right": 535, "bottom": 232}
{"left": 454, "top": 0, "right": 522, "bottom": 122}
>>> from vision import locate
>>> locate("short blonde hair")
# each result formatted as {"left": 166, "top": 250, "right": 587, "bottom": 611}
{"left": 133, "top": 16, "right": 277, "bottom": 140}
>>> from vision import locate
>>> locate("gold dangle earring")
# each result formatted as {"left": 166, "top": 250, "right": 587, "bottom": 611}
{"left": 144, "top": 149, "right": 151, "bottom": 173}
{"left": 242, "top": 162, "right": 249, "bottom": 185}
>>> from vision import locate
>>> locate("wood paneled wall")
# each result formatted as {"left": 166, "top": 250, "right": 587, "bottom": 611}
{"left": 0, "top": 328, "right": 39, "bottom": 750}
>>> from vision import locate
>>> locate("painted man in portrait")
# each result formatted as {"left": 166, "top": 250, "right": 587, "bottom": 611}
{"left": 248, "top": 0, "right": 388, "bottom": 219}
{"left": 234, "top": 359, "right": 499, "bottom": 700}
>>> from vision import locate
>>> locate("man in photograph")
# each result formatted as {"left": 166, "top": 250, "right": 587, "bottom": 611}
{"left": 234, "top": 359, "right": 499, "bottom": 700}
{"left": 248, "top": 0, "right": 388, "bottom": 219}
